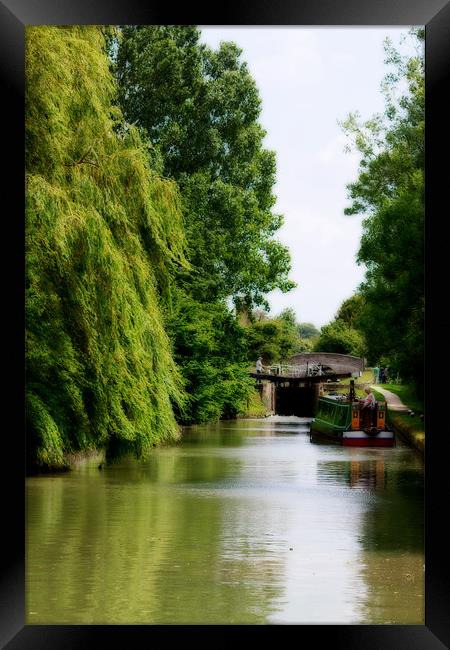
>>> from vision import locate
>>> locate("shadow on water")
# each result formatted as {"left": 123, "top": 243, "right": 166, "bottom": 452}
{"left": 26, "top": 437, "right": 288, "bottom": 624}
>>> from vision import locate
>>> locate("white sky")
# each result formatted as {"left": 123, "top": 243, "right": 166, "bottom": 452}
{"left": 200, "top": 27, "right": 418, "bottom": 328}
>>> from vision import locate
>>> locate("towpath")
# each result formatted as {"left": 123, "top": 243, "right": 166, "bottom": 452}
{"left": 371, "top": 385, "right": 409, "bottom": 413}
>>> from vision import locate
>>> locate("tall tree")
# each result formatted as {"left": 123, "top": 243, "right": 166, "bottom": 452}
{"left": 114, "top": 26, "right": 296, "bottom": 422}
{"left": 115, "top": 26, "right": 294, "bottom": 308}
{"left": 341, "top": 30, "right": 424, "bottom": 389}
{"left": 26, "top": 26, "right": 188, "bottom": 470}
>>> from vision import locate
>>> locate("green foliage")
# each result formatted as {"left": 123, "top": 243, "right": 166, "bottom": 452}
{"left": 316, "top": 292, "right": 367, "bottom": 357}
{"left": 297, "top": 322, "right": 320, "bottom": 339}
{"left": 26, "top": 26, "right": 188, "bottom": 470}
{"left": 26, "top": 393, "right": 67, "bottom": 470}
{"left": 114, "top": 25, "right": 296, "bottom": 422}
{"left": 246, "top": 319, "right": 289, "bottom": 364}
{"left": 314, "top": 320, "right": 366, "bottom": 357}
{"left": 341, "top": 30, "right": 424, "bottom": 389}
{"left": 245, "top": 309, "right": 310, "bottom": 363}
{"left": 335, "top": 294, "right": 365, "bottom": 329}
{"left": 115, "top": 26, "right": 295, "bottom": 308}
{"left": 278, "top": 307, "right": 297, "bottom": 327}
{"left": 166, "top": 289, "right": 255, "bottom": 424}
{"left": 242, "top": 388, "right": 270, "bottom": 417}
{"left": 381, "top": 383, "right": 423, "bottom": 413}
{"left": 279, "top": 310, "right": 318, "bottom": 350}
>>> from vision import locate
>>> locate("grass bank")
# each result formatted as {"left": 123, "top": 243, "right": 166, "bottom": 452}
{"left": 380, "top": 382, "right": 424, "bottom": 413}
{"left": 374, "top": 379, "right": 425, "bottom": 456}
{"left": 388, "top": 413, "right": 425, "bottom": 454}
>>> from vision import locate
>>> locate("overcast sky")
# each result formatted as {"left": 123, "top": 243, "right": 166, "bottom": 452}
{"left": 199, "top": 27, "right": 417, "bottom": 328}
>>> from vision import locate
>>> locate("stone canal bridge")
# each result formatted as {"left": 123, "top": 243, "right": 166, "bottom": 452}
{"left": 250, "top": 353, "right": 365, "bottom": 417}
{"left": 287, "top": 352, "right": 365, "bottom": 377}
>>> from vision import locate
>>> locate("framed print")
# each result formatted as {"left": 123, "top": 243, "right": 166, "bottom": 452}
{"left": 2, "top": 0, "right": 449, "bottom": 647}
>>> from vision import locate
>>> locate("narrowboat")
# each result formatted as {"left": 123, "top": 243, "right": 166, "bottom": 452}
{"left": 309, "top": 385, "right": 394, "bottom": 447}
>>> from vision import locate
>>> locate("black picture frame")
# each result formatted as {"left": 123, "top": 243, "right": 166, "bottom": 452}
{"left": 2, "top": 0, "right": 448, "bottom": 647}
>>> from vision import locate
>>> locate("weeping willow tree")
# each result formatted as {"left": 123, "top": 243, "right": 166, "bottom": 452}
{"left": 26, "top": 26, "right": 189, "bottom": 471}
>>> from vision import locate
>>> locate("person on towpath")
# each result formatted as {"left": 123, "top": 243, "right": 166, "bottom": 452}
{"left": 373, "top": 366, "right": 380, "bottom": 384}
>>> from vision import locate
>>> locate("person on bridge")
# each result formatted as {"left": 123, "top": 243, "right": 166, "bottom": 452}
{"left": 256, "top": 357, "right": 263, "bottom": 375}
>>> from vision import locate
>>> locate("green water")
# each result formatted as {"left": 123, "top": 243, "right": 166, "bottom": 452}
{"left": 26, "top": 417, "right": 424, "bottom": 624}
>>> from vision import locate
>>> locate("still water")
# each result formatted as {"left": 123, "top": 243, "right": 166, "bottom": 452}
{"left": 26, "top": 417, "right": 424, "bottom": 624}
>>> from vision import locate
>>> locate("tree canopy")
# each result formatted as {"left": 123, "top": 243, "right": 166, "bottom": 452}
{"left": 26, "top": 26, "right": 188, "bottom": 470}
{"left": 25, "top": 26, "right": 298, "bottom": 468}
{"left": 297, "top": 322, "right": 320, "bottom": 340}
{"left": 245, "top": 308, "right": 314, "bottom": 364}
{"left": 114, "top": 26, "right": 296, "bottom": 422}
{"left": 115, "top": 26, "right": 295, "bottom": 308}
{"left": 314, "top": 320, "right": 366, "bottom": 357}
{"left": 341, "top": 30, "right": 424, "bottom": 389}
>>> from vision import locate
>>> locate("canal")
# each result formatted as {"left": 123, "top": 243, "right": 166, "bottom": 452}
{"left": 26, "top": 416, "right": 424, "bottom": 625}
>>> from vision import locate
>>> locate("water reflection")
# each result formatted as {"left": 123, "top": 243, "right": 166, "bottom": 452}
{"left": 26, "top": 418, "right": 423, "bottom": 624}
{"left": 316, "top": 446, "right": 424, "bottom": 623}
{"left": 317, "top": 457, "right": 387, "bottom": 491}
{"left": 27, "top": 442, "right": 288, "bottom": 624}
{"left": 349, "top": 459, "right": 386, "bottom": 490}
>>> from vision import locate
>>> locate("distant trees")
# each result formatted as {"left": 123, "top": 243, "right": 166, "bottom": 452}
{"left": 246, "top": 318, "right": 297, "bottom": 365}
{"left": 341, "top": 29, "right": 424, "bottom": 391}
{"left": 298, "top": 322, "right": 320, "bottom": 340}
{"left": 245, "top": 308, "right": 316, "bottom": 364}
{"left": 313, "top": 294, "right": 366, "bottom": 357}
{"left": 314, "top": 320, "right": 366, "bottom": 357}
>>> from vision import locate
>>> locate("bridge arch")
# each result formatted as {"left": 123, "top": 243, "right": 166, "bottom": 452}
{"left": 286, "top": 352, "right": 365, "bottom": 377}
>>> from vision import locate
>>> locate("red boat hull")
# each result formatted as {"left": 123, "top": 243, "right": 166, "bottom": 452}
{"left": 343, "top": 437, "right": 394, "bottom": 447}
{"left": 342, "top": 431, "right": 395, "bottom": 447}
